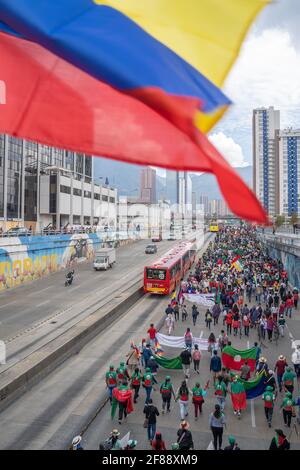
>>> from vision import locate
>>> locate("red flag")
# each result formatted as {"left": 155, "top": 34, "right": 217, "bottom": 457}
{"left": 0, "top": 31, "right": 268, "bottom": 224}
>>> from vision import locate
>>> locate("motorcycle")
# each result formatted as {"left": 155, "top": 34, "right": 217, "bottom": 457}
{"left": 65, "top": 271, "right": 74, "bottom": 287}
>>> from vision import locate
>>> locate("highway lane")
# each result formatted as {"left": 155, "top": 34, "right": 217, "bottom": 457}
{"left": 0, "top": 239, "right": 174, "bottom": 341}
{"left": 0, "top": 235, "right": 212, "bottom": 450}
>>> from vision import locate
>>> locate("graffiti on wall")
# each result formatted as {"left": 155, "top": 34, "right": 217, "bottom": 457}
{"left": 0, "top": 233, "right": 102, "bottom": 290}
{"left": 267, "top": 245, "right": 300, "bottom": 290}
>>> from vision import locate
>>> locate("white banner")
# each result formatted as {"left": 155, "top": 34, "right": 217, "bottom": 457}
{"left": 184, "top": 293, "right": 215, "bottom": 307}
{"left": 156, "top": 332, "right": 208, "bottom": 350}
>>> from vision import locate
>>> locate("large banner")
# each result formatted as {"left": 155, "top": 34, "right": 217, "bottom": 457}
{"left": 156, "top": 333, "right": 208, "bottom": 350}
{"left": 184, "top": 293, "right": 215, "bottom": 307}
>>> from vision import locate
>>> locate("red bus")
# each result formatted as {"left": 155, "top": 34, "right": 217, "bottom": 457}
{"left": 144, "top": 241, "right": 197, "bottom": 295}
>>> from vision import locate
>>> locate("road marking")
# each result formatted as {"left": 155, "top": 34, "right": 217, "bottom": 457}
{"left": 0, "top": 301, "right": 16, "bottom": 309}
{"left": 70, "top": 285, "right": 81, "bottom": 291}
{"left": 251, "top": 399, "right": 256, "bottom": 428}
{"left": 207, "top": 441, "right": 214, "bottom": 450}
{"left": 247, "top": 340, "right": 250, "bottom": 349}
{"left": 31, "top": 286, "right": 53, "bottom": 296}
{"left": 35, "top": 300, "right": 50, "bottom": 308}
{"left": 200, "top": 330, "right": 203, "bottom": 339}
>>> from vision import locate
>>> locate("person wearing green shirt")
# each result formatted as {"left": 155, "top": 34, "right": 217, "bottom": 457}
{"left": 215, "top": 376, "right": 227, "bottom": 411}
{"left": 262, "top": 386, "right": 276, "bottom": 427}
{"left": 143, "top": 367, "right": 154, "bottom": 404}
{"left": 116, "top": 361, "right": 130, "bottom": 385}
{"left": 106, "top": 365, "right": 117, "bottom": 403}
{"left": 283, "top": 367, "right": 296, "bottom": 395}
{"left": 192, "top": 382, "right": 207, "bottom": 419}
{"left": 131, "top": 367, "right": 142, "bottom": 403}
{"left": 280, "top": 392, "right": 295, "bottom": 428}
{"left": 160, "top": 376, "right": 176, "bottom": 414}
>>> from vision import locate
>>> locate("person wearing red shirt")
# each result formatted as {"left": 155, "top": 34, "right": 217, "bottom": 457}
{"left": 274, "top": 355, "right": 288, "bottom": 392}
{"left": 285, "top": 297, "right": 293, "bottom": 318}
{"left": 147, "top": 323, "right": 157, "bottom": 348}
{"left": 152, "top": 432, "right": 167, "bottom": 450}
{"left": 226, "top": 311, "right": 233, "bottom": 335}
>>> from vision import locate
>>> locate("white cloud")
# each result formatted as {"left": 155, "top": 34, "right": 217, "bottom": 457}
{"left": 224, "top": 28, "right": 300, "bottom": 108}
{"left": 209, "top": 132, "right": 249, "bottom": 168}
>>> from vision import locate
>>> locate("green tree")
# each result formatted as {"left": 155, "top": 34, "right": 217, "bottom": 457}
{"left": 275, "top": 215, "right": 285, "bottom": 228}
{"left": 290, "top": 212, "right": 298, "bottom": 226}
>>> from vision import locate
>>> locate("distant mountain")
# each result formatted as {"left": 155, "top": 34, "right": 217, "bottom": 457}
{"left": 191, "top": 166, "right": 253, "bottom": 201}
{"left": 93, "top": 156, "right": 253, "bottom": 201}
{"left": 93, "top": 157, "right": 165, "bottom": 197}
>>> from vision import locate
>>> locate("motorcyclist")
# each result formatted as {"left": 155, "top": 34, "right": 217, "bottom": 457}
{"left": 66, "top": 269, "right": 74, "bottom": 284}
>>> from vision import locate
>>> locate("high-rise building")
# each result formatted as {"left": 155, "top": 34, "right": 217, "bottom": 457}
{"left": 199, "top": 194, "right": 209, "bottom": 215}
{"left": 165, "top": 170, "right": 192, "bottom": 213}
{"left": 252, "top": 106, "right": 280, "bottom": 216}
{"left": 140, "top": 167, "right": 157, "bottom": 203}
{"left": 0, "top": 134, "right": 117, "bottom": 231}
{"left": 278, "top": 128, "right": 300, "bottom": 217}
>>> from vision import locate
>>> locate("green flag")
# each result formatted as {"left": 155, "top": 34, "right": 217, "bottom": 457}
{"left": 153, "top": 354, "right": 182, "bottom": 370}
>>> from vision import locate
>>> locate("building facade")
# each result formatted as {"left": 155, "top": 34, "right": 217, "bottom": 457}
{"left": 140, "top": 167, "right": 157, "bottom": 203}
{"left": 0, "top": 134, "right": 117, "bottom": 231}
{"left": 252, "top": 106, "right": 280, "bottom": 216}
{"left": 278, "top": 128, "right": 300, "bottom": 217}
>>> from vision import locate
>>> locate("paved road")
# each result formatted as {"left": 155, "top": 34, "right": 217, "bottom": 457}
{"left": 1, "top": 234, "right": 300, "bottom": 450}
{"left": 82, "top": 296, "right": 300, "bottom": 450}
{"left": 0, "top": 239, "right": 173, "bottom": 343}
{"left": 0, "top": 236, "right": 211, "bottom": 450}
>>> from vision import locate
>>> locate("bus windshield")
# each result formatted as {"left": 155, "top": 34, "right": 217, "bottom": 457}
{"left": 146, "top": 268, "right": 166, "bottom": 280}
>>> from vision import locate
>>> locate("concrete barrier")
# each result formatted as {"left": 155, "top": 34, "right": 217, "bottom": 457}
{"left": 0, "top": 280, "right": 144, "bottom": 412}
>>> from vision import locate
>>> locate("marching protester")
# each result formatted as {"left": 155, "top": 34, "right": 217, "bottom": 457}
{"left": 214, "top": 375, "right": 227, "bottom": 411}
{"left": 151, "top": 432, "right": 167, "bottom": 451}
{"left": 143, "top": 399, "right": 160, "bottom": 444}
{"left": 176, "top": 380, "right": 192, "bottom": 420}
{"left": 176, "top": 421, "right": 194, "bottom": 451}
{"left": 105, "top": 365, "right": 117, "bottom": 403}
{"left": 142, "top": 367, "right": 155, "bottom": 404}
{"left": 223, "top": 435, "right": 240, "bottom": 451}
{"left": 160, "top": 376, "right": 176, "bottom": 414}
{"left": 192, "top": 382, "right": 208, "bottom": 419}
{"left": 269, "top": 429, "right": 290, "bottom": 450}
{"left": 209, "top": 404, "right": 226, "bottom": 450}
{"left": 274, "top": 355, "right": 288, "bottom": 393}
{"left": 116, "top": 361, "right": 130, "bottom": 385}
{"left": 192, "top": 344, "right": 201, "bottom": 374}
{"left": 180, "top": 347, "right": 192, "bottom": 379}
{"left": 130, "top": 367, "right": 142, "bottom": 404}
{"left": 210, "top": 350, "right": 222, "bottom": 385}
{"left": 262, "top": 386, "right": 276, "bottom": 428}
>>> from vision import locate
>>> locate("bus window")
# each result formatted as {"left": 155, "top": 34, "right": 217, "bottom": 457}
{"left": 146, "top": 268, "right": 166, "bottom": 280}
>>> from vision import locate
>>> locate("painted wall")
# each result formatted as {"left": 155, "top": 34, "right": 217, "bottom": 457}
{"left": 0, "top": 233, "right": 102, "bottom": 290}
{"left": 267, "top": 244, "right": 300, "bottom": 290}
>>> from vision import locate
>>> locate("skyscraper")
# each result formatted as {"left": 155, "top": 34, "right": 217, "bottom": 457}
{"left": 278, "top": 128, "right": 300, "bottom": 217}
{"left": 140, "top": 167, "right": 157, "bottom": 203}
{"left": 252, "top": 106, "right": 280, "bottom": 216}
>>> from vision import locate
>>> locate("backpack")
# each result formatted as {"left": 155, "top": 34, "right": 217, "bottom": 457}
{"left": 193, "top": 350, "right": 201, "bottom": 361}
{"left": 99, "top": 438, "right": 114, "bottom": 450}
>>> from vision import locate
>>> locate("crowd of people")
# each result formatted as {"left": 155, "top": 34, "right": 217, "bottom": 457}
{"left": 72, "top": 225, "right": 299, "bottom": 451}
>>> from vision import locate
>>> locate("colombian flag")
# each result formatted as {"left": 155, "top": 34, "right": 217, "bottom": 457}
{"left": 0, "top": 0, "right": 270, "bottom": 223}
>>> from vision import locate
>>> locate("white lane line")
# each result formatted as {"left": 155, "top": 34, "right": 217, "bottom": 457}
{"left": 35, "top": 300, "right": 50, "bottom": 308}
{"left": 251, "top": 399, "right": 256, "bottom": 428}
{"left": 247, "top": 340, "right": 250, "bottom": 349}
{"left": 0, "top": 301, "right": 16, "bottom": 309}
{"left": 31, "top": 286, "right": 53, "bottom": 296}
{"left": 69, "top": 285, "right": 81, "bottom": 291}
{"left": 200, "top": 330, "right": 203, "bottom": 339}
{"left": 207, "top": 441, "right": 214, "bottom": 450}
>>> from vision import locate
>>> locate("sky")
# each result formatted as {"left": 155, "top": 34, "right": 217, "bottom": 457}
{"left": 210, "top": 0, "right": 300, "bottom": 168}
